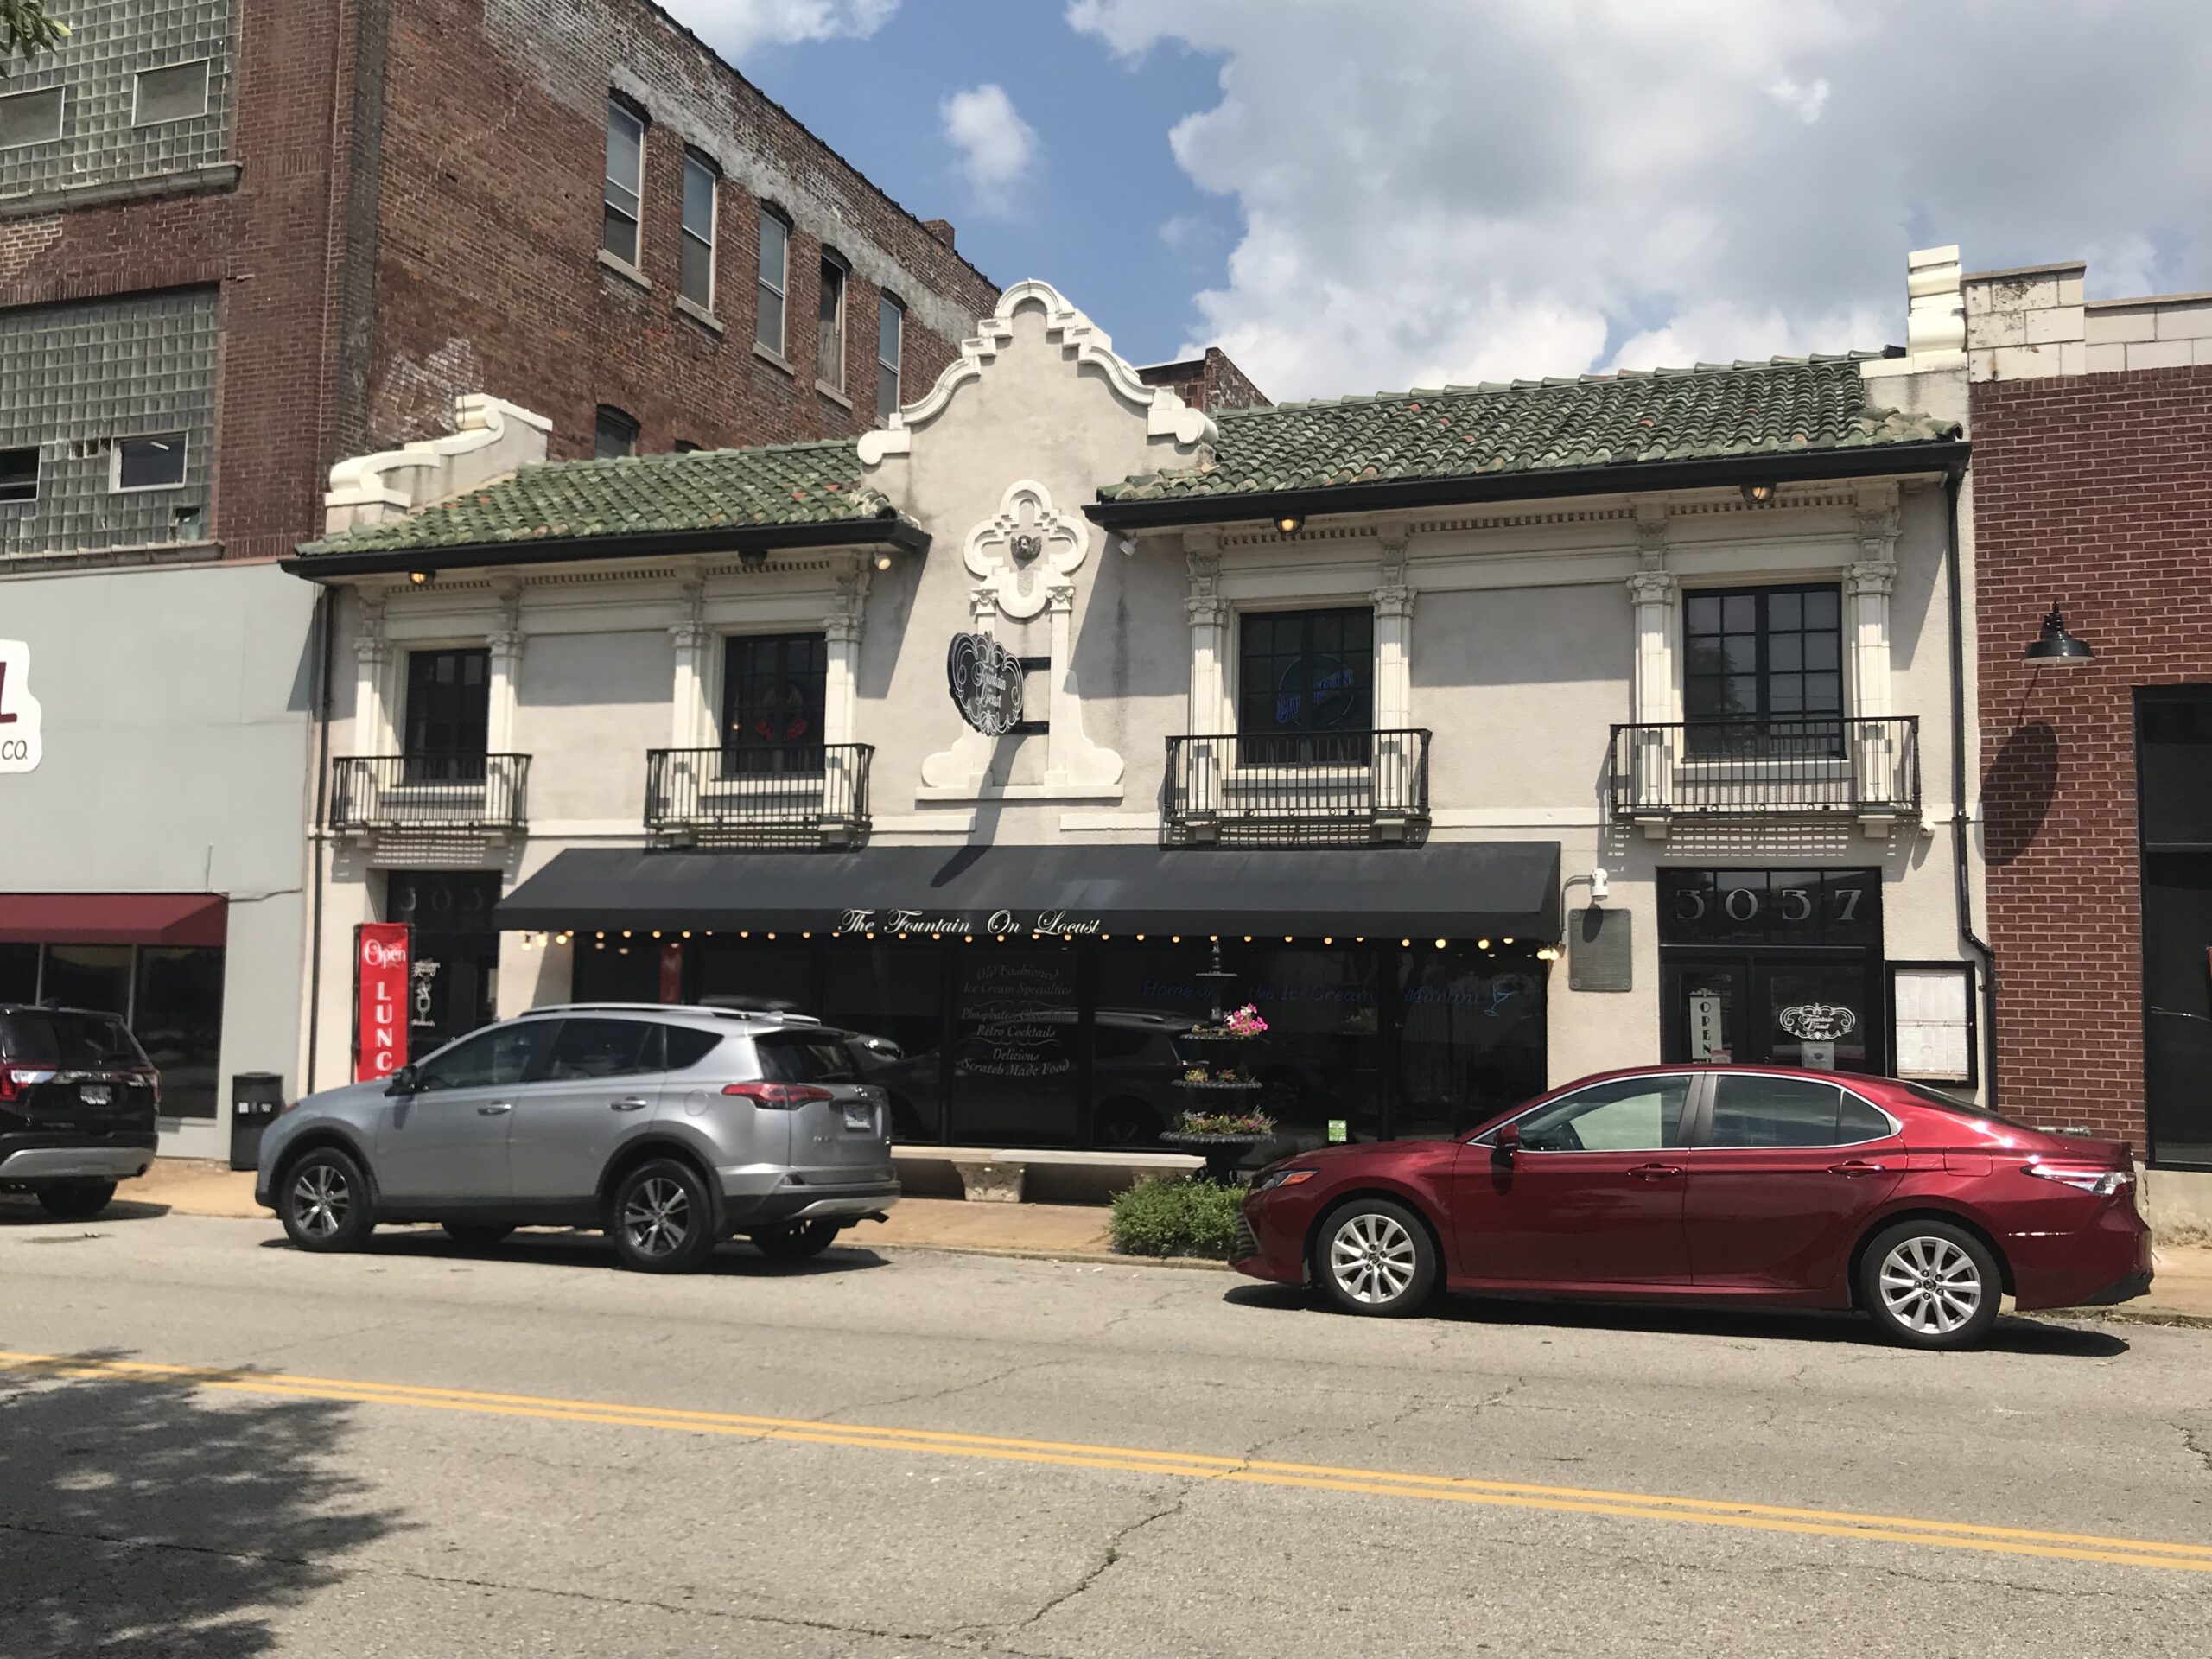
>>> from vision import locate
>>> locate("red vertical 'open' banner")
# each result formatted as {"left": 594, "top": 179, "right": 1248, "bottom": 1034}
{"left": 354, "top": 923, "right": 412, "bottom": 1083}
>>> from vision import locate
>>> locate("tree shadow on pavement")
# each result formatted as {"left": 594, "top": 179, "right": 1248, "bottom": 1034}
{"left": 1222, "top": 1282, "right": 2129, "bottom": 1357}
{"left": 0, "top": 1351, "right": 401, "bottom": 1658}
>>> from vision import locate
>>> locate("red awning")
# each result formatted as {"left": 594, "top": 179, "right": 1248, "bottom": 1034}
{"left": 0, "top": 893, "right": 229, "bottom": 947}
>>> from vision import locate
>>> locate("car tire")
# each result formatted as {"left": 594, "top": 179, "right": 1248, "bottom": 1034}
{"left": 1314, "top": 1198, "right": 1438, "bottom": 1318}
{"left": 35, "top": 1179, "right": 117, "bottom": 1222}
{"left": 1859, "top": 1220, "right": 2004, "bottom": 1351}
{"left": 279, "top": 1147, "right": 376, "bottom": 1253}
{"left": 609, "top": 1159, "right": 716, "bottom": 1274}
{"left": 751, "top": 1219, "right": 841, "bottom": 1260}
{"left": 442, "top": 1221, "right": 515, "bottom": 1249}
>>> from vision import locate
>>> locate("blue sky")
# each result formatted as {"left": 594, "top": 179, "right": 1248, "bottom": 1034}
{"left": 667, "top": 1, "right": 2212, "bottom": 404}
{"left": 724, "top": 2, "right": 1233, "bottom": 369}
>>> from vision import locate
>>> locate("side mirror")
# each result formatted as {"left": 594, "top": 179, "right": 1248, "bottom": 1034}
{"left": 1491, "top": 1122, "right": 1520, "bottom": 1165}
{"left": 385, "top": 1065, "right": 419, "bottom": 1096}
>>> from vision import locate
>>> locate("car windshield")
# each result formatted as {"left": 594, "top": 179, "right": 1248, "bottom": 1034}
{"left": 1, "top": 1010, "right": 150, "bottom": 1068}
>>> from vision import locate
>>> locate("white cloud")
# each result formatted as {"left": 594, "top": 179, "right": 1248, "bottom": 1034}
{"left": 668, "top": 0, "right": 899, "bottom": 60}
{"left": 1069, "top": 0, "right": 2212, "bottom": 400}
{"left": 940, "top": 83, "right": 1039, "bottom": 213}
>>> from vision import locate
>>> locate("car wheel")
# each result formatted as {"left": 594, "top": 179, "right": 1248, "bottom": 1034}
{"left": 750, "top": 1219, "right": 841, "bottom": 1260}
{"left": 610, "top": 1159, "right": 715, "bottom": 1273}
{"left": 1314, "top": 1198, "right": 1437, "bottom": 1317}
{"left": 442, "top": 1221, "right": 515, "bottom": 1249}
{"left": 35, "top": 1179, "right": 117, "bottom": 1222}
{"left": 280, "top": 1147, "right": 375, "bottom": 1252}
{"left": 1859, "top": 1220, "right": 2003, "bottom": 1351}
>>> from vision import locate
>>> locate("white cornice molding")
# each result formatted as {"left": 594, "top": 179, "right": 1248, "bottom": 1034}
{"left": 857, "top": 278, "right": 1217, "bottom": 466}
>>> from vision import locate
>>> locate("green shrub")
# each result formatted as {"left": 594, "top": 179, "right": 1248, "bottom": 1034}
{"left": 1109, "top": 1178, "right": 1246, "bottom": 1259}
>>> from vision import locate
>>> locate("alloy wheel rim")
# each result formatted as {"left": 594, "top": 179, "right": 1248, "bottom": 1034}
{"left": 291, "top": 1165, "right": 349, "bottom": 1240}
{"left": 623, "top": 1177, "right": 691, "bottom": 1258}
{"left": 1878, "top": 1236, "right": 1984, "bottom": 1335}
{"left": 1330, "top": 1212, "right": 1417, "bottom": 1305}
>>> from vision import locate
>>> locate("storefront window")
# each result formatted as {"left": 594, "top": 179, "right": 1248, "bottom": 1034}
{"left": 1097, "top": 943, "right": 1385, "bottom": 1152}
{"left": 823, "top": 944, "right": 946, "bottom": 1142}
{"left": 0, "top": 942, "right": 35, "bottom": 1003}
{"left": 388, "top": 870, "right": 500, "bottom": 1052}
{"left": 949, "top": 945, "right": 1081, "bottom": 1147}
{"left": 133, "top": 946, "right": 224, "bottom": 1119}
{"left": 1395, "top": 948, "right": 1548, "bottom": 1138}
{"left": 41, "top": 944, "right": 133, "bottom": 1015}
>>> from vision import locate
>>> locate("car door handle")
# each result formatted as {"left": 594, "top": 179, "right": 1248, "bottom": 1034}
{"left": 477, "top": 1103, "right": 512, "bottom": 1116}
{"left": 1827, "top": 1160, "right": 1887, "bottom": 1176}
{"left": 1630, "top": 1163, "right": 1685, "bottom": 1180}
{"left": 610, "top": 1097, "right": 651, "bottom": 1112}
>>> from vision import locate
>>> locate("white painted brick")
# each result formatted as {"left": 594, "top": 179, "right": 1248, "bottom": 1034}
{"left": 1968, "top": 348, "right": 1999, "bottom": 381}
{"left": 2195, "top": 338, "right": 2212, "bottom": 366}
{"left": 2085, "top": 308, "right": 2158, "bottom": 345}
{"left": 2085, "top": 342, "right": 2128, "bottom": 373}
{"left": 2154, "top": 302, "right": 2212, "bottom": 340}
{"left": 2023, "top": 306, "right": 2085, "bottom": 345}
{"left": 2126, "top": 339, "right": 2193, "bottom": 369}
{"left": 2057, "top": 276, "right": 2084, "bottom": 306}
{"left": 2058, "top": 340, "right": 2087, "bottom": 376}
{"left": 1991, "top": 342, "right": 2067, "bottom": 378}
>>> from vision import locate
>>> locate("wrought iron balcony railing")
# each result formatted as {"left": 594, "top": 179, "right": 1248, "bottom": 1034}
{"left": 327, "top": 753, "right": 531, "bottom": 832}
{"left": 645, "top": 744, "right": 873, "bottom": 848}
{"left": 1163, "top": 730, "right": 1431, "bottom": 847}
{"left": 1606, "top": 716, "right": 1921, "bottom": 825}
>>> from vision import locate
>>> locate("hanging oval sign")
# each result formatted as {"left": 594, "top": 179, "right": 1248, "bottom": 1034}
{"left": 946, "top": 632, "right": 1024, "bottom": 736}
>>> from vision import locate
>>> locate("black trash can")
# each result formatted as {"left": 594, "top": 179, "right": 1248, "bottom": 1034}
{"left": 229, "top": 1073, "right": 286, "bottom": 1172}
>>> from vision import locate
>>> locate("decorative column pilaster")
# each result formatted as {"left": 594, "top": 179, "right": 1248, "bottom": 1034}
{"left": 1625, "top": 569, "right": 1680, "bottom": 724}
{"left": 823, "top": 565, "right": 870, "bottom": 747}
{"left": 1370, "top": 531, "right": 1417, "bottom": 732}
{"left": 353, "top": 596, "right": 393, "bottom": 752}
{"left": 1845, "top": 557, "right": 1897, "bottom": 719}
{"left": 1185, "top": 543, "right": 1230, "bottom": 736}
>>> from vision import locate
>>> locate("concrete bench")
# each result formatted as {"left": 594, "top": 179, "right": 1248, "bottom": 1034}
{"left": 892, "top": 1145, "right": 1204, "bottom": 1204}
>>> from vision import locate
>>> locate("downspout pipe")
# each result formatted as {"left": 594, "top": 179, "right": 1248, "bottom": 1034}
{"left": 1944, "top": 465, "right": 1998, "bottom": 1101}
{"left": 304, "top": 587, "right": 334, "bottom": 1092}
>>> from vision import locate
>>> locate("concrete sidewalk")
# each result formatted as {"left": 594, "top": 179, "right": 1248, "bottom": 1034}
{"left": 114, "top": 1159, "right": 1116, "bottom": 1259}
{"left": 104, "top": 1160, "right": 2212, "bottom": 1319}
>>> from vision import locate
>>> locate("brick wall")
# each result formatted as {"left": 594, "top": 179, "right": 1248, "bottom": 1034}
{"left": 0, "top": 0, "right": 998, "bottom": 569}
{"left": 367, "top": 0, "right": 1000, "bottom": 461}
{"left": 1972, "top": 363, "right": 2212, "bottom": 1146}
{"left": 1136, "top": 346, "right": 1270, "bottom": 413}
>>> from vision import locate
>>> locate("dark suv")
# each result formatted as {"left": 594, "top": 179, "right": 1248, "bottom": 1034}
{"left": 0, "top": 1004, "right": 162, "bottom": 1220}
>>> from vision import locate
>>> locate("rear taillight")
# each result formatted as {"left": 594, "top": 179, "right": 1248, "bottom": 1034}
{"left": 2025, "top": 1163, "right": 2134, "bottom": 1197}
{"left": 137, "top": 1068, "right": 160, "bottom": 1107}
{"left": 0, "top": 1065, "right": 55, "bottom": 1103}
{"left": 721, "top": 1082, "right": 836, "bottom": 1109}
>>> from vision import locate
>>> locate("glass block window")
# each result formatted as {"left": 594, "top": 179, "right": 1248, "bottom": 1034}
{"left": 0, "top": 289, "right": 219, "bottom": 560}
{"left": 0, "top": 2, "right": 236, "bottom": 203}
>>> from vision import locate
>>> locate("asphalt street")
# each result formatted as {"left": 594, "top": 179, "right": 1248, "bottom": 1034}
{"left": 2, "top": 1205, "right": 2209, "bottom": 1657}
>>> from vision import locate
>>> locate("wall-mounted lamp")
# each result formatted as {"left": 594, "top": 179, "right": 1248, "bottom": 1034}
{"left": 873, "top": 550, "right": 894, "bottom": 572}
{"left": 2023, "top": 601, "right": 2094, "bottom": 667}
{"left": 1590, "top": 867, "right": 1610, "bottom": 904}
{"left": 1738, "top": 482, "right": 1778, "bottom": 505}
{"left": 1274, "top": 511, "right": 1305, "bottom": 536}
{"left": 407, "top": 569, "right": 432, "bottom": 586}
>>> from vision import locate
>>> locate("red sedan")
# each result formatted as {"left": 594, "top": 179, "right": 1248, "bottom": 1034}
{"left": 1234, "top": 1067, "right": 2152, "bottom": 1350}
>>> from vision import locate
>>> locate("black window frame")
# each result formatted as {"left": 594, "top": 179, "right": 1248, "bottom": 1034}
{"left": 1235, "top": 606, "right": 1375, "bottom": 766}
{"left": 403, "top": 646, "right": 491, "bottom": 783}
{"left": 0, "top": 444, "right": 36, "bottom": 504}
{"left": 1682, "top": 583, "right": 1844, "bottom": 756}
{"left": 114, "top": 430, "right": 188, "bottom": 492}
{"left": 719, "top": 632, "right": 829, "bottom": 778}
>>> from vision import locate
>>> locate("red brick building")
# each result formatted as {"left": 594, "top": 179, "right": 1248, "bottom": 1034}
{"left": 1, "top": 0, "right": 1000, "bottom": 569}
{"left": 1963, "top": 261, "right": 2212, "bottom": 1184}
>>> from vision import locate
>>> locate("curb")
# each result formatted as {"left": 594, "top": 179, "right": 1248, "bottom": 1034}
{"left": 2042, "top": 1306, "right": 2212, "bottom": 1332}
{"left": 868, "top": 1242, "right": 1231, "bottom": 1272}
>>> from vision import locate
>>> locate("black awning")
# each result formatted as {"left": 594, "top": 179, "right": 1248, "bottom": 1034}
{"left": 497, "top": 842, "right": 1561, "bottom": 941}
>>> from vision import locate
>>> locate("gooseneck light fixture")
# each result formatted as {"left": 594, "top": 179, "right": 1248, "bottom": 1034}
{"left": 2023, "top": 601, "right": 2094, "bottom": 666}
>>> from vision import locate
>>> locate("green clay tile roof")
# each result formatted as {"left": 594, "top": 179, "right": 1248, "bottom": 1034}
{"left": 299, "top": 438, "right": 893, "bottom": 556}
{"left": 1097, "top": 353, "right": 1961, "bottom": 507}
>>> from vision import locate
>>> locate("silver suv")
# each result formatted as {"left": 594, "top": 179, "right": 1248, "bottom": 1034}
{"left": 255, "top": 1004, "right": 899, "bottom": 1272}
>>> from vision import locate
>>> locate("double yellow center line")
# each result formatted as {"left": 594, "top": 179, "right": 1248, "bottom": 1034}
{"left": 6, "top": 1350, "right": 2209, "bottom": 1577}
